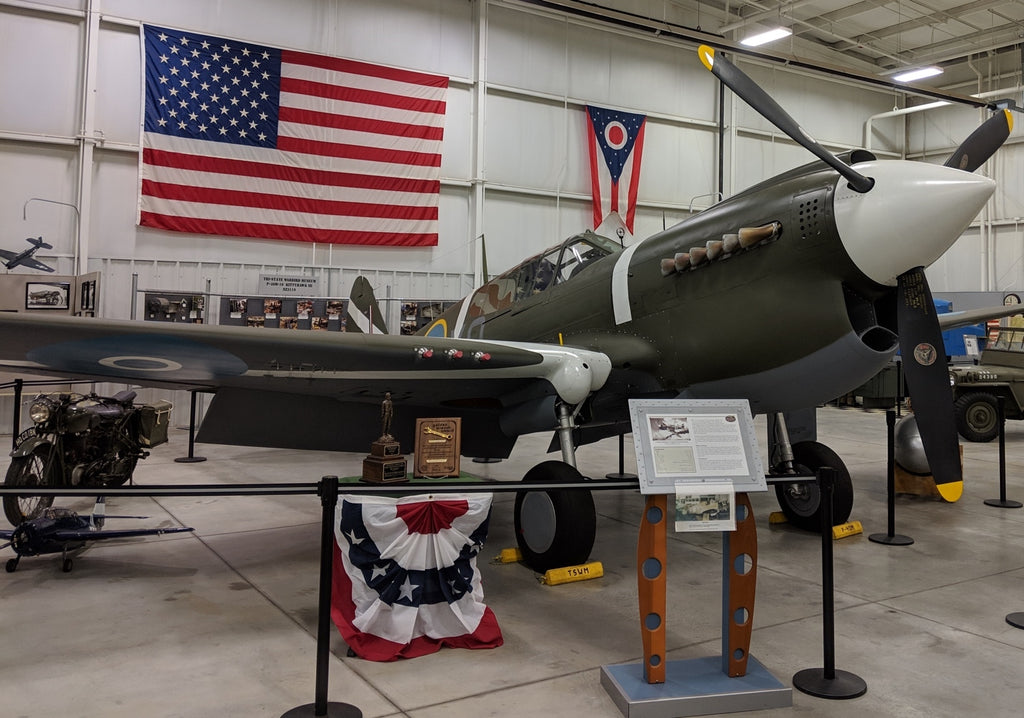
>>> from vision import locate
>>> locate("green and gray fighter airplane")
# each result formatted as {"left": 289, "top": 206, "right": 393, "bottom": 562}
{"left": 0, "top": 47, "right": 1012, "bottom": 570}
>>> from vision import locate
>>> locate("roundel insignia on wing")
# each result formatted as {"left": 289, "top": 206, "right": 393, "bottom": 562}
{"left": 913, "top": 342, "right": 937, "bottom": 366}
{"left": 27, "top": 335, "right": 248, "bottom": 379}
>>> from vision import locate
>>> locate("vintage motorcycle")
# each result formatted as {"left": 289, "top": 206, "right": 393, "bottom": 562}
{"left": 3, "top": 390, "right": 171, "bottom": 525}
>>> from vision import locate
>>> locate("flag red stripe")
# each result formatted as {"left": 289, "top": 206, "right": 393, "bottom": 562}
{"left": 142, "top": 180, "right": 438, "bottom": 220}
{"left": 140, "top": 211, "right": 437, "bottom": 246}
{"left": 143, "top": 147, "right": 440, "bottom": 194}
{"left": 625, "top": 119, "right": 646, "bottom": 233}
{"left": 279, "top": 106, "right": 445, "bottom": 141}
{"left": 281, "top": 76, "right": 446, "bottom": 115}
{"left": 586, "top": 112, "right": 603, "bottom": 230}
{"left": 284, "top": 49, "right": 450, "bottom": 89}
{"left": 276, "top": 135, "right": 440, "bottom": 167}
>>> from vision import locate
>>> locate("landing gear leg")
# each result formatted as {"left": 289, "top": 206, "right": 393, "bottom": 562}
{"left": 771, "top": 412, "right": 855, "bottom": 531}
{"left": 513, "top": 402, "right": 597, "bottom": 572}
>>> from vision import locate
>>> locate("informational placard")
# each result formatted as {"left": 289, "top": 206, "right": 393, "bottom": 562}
{"left": 674, "top": 482, "right": 735, "bottom": 532}
{"left": 964, "top": 334, "right": 979, "bottom": 356}
{"left": 629, "top": 399, "right": 766, "bottom": 495}
{"left": 258, "top": 274, "right": 321, "bottom": 295}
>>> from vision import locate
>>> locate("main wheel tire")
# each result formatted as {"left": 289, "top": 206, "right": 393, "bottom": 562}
{"left": 773, "top": 441, "right": 854, "bottom": 532}
{"left": 513, "top": 461, "right": 596, "bottom": 573}
{"left": 954, "top": 392, "right": 999, "bottom": 443}
{"left": 3, "top": 446, "right": 55, "bottom": 525}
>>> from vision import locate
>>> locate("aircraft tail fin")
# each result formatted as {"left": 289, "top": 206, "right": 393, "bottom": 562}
{"left": 346, "top": 276, "right": 389, "bottom": 334}
{"left": 28, "top": 236, "right": 53, "bottom": 250}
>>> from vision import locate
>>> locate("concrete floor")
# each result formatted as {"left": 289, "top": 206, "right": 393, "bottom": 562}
{"left": 2, "top": 406, "right": 1024, "bottom": 718}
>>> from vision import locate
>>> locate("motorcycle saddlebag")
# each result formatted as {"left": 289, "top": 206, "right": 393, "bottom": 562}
{"left": 138, "top": 400, "right": 173, "bottom": 447}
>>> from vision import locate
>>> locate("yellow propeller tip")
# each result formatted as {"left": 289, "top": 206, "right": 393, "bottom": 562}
{"left": 698, "top": 45, "right": 715, "bottom": 71}
{"left": 1005, "top": 109, "right": 1014, "bottom": 133}
{"left": 936, "top": 480, "right": 963, "bottom": 503}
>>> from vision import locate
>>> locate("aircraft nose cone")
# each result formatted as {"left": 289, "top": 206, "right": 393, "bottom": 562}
{"left": 834, "top": 161, "right": 995, "bottom": 286}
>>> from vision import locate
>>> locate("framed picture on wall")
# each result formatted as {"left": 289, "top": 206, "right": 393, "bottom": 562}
{"left": 25, "top": 282, "right": 70, "bottom": 309}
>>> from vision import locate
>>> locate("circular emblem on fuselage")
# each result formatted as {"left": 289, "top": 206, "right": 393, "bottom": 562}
{"left": 913, "top": 343, "right": 937, "bottom": 366}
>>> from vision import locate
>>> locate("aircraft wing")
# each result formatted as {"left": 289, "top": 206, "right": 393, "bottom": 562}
{"left": 0, "top": 249, "right": 17, "bottom": 264}
{"left": 13, "top": 256, "right": 56, "bottom": 273}
{"left": 50, "top": 527, "right": 195, "bottom": 542}
{"left": 937, "top": 305, "right": 1024, "bottom": 331}
{"left": 0, "top": 312, "right": 611, "bottom": 457}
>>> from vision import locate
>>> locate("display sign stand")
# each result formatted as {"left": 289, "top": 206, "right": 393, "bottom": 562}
{"left": 601, "top": 400, "right": 789, "bottom": 717}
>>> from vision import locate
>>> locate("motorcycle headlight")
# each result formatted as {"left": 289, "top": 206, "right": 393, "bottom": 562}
{"left": 29, "top": 399, "right": 53, "bottom": 424}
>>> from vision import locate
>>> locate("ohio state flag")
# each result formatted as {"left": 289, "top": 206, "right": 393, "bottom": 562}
{"left": 585, "top": 105, "right": 647, "bottom": 235}
{"left": 332, "top": 493, "right": 503, "bottom": 661}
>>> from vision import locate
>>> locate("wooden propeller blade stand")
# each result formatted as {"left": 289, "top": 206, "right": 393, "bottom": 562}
{"left": 637, "top": 492, "right": 757, "bottom": 683}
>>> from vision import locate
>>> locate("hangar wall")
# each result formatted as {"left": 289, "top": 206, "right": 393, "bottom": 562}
{"left": 0, "top": 0, "right": 1020, "bottom": 320}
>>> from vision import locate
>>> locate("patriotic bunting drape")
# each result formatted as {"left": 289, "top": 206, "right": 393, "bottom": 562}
{"left": 140, "top": 25, "right": 448, "bottom": 246}
{"left": 332, "top": 493, "right": 502, "bottom": 661}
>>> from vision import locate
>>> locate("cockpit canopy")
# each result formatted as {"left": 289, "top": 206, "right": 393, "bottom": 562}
{"left": 494, "top": 230, "right": 620, "bottom": 301}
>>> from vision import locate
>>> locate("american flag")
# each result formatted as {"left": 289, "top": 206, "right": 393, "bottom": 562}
{"left": 585, "top": 105, "right": 646, "bottom": 235}
{"left": 140, "top": 25, "right": 448, "bottom": 246}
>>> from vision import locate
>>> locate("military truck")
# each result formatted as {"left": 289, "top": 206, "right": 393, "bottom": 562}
{"left": 950, "top": 327, "right": 1024, "bottom": 441}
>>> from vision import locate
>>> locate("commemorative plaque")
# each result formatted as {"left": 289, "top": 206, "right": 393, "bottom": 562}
{"left": 413, "top": 417, "right": 461, "bottom": 478}
{"left": 361, "top": 393, "right": 408, "bottom": 483}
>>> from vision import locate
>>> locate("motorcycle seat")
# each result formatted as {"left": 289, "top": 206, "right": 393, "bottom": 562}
{"left": 112, "top": 390, "right": 137, "bottom": 404}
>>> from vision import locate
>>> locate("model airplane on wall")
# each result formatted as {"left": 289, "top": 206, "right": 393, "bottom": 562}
{"left": 0, "top": 498, "right": 193, "bottom": 573}
{"left": 0, "top": 47, "right": 1013, "bottom": 570}
{"left": 0, "top": 236, "right": 55, "bottom": 273}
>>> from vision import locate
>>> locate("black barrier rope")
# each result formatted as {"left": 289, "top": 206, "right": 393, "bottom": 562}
{"left": 984, "top": 397, "right": 1022, "bottom": 509}
{"left": 869, "top": 410, "right": 913, "bottom": 546}
{"left": 792, "top": 466, "right": 867, "bottom": 700}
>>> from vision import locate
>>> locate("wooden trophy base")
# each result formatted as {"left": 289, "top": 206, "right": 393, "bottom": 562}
{"left": 361, "top": 438, "right": 408, "bottom": 483}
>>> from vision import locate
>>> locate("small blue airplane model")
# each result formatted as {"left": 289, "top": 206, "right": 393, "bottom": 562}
{"left": 0, "top": 236, "right": 55, "bottom": 273}
{"left": 0, "top": 498, "right": 193, "bottom": 573}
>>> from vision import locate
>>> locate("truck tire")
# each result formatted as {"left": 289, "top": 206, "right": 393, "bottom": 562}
{"left": 954, "top": 392, "right": 1000, "bottom": 442}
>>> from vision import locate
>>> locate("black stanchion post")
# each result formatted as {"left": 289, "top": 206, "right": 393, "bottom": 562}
{"left": 869, "top": 410, "right": 913, "bottom": 546}
{"left": 282, "top": 476, "right": 362, "bottom": 718}
{"left": 606, "top": 433, "right": 638, "bottom": 480}
{"left": 792, "top": 467, "right": 867, "bottom": 700}
{"left": 12, "top": 377, "right": 23, "bottom": 451}
{"left": 175, "top": 390, "right": 207, "bottom": 464}
{"left": 985, "top": 397, "right": 1021, "bottom": 509}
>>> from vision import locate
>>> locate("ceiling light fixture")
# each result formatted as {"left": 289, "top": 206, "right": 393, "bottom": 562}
{"left": 892, "top": 66, "right": 943, "bottom": 83}
{"left": 740, "top": 27, "right": 792, "bottom": 47}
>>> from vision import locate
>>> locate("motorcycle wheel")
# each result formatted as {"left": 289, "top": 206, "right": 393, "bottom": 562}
{"left": 4, "top": 445, "right": 55, "bottom": 525}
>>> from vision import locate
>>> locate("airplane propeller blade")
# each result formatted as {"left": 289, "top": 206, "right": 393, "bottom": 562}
{"left": 897, "top": 267, "right": 962, "bottom": 501}
{"left": 698, "top": 45, "right": 875, "bottom": 193}
{"left": 944, "top": 109, "right": 1013, "bottom": 173}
